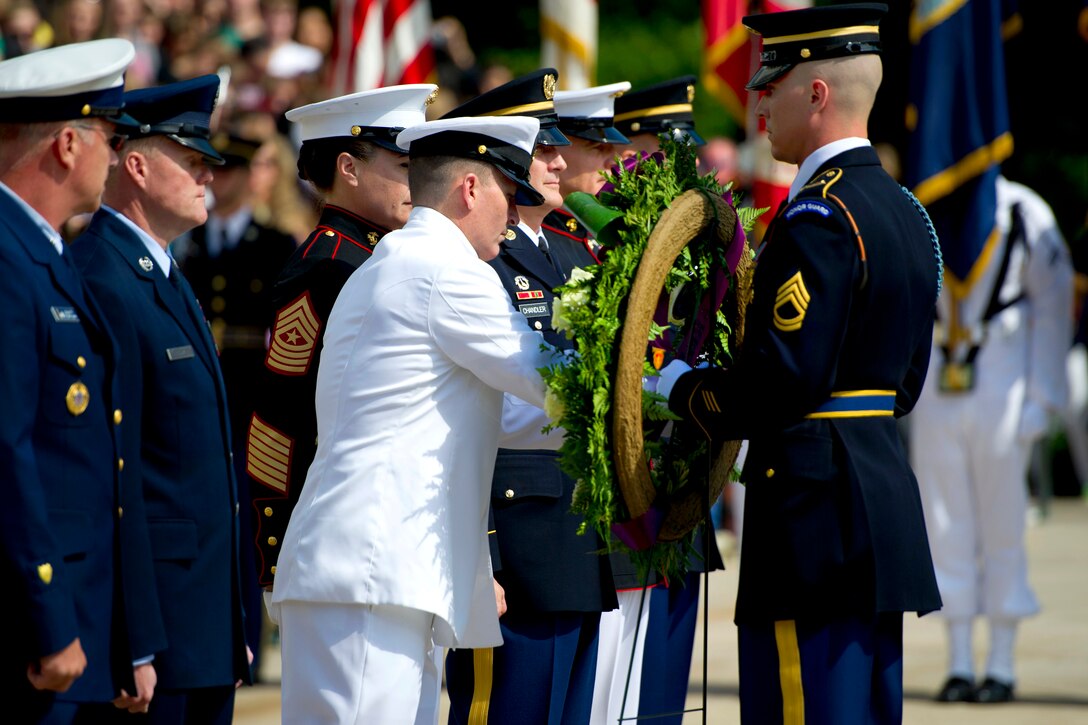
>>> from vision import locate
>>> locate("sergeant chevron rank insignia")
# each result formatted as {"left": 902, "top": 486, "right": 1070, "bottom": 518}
{"left": 774, "top": 271, "right": 810, "bottom": 331}
{"left": 266, "top": 291, "right": 320, "bottom": 375}
{"left": 247, "top": 414, "right": 293, "bottom": 493}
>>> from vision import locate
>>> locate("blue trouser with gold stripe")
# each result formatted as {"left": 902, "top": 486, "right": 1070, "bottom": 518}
{"left": 738, "top": 612, "right": 903, "bottom": 725}
{"left": 446, "top": 610, "right": 600, "bottom": 725}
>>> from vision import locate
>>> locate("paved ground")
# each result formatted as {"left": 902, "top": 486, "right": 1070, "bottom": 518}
{"left": 234, "top": 497, "right": 1088, "bottom": 724}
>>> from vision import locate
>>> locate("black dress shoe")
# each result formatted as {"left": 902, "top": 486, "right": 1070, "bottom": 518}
{"left": 973, "top": 677, "right": 1015, "bottom": 703}
{"left": 935, "top": 676, "right": 976, "bottom": 702}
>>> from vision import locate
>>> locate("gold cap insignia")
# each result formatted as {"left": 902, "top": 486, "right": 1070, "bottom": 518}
{"left": 81, "top": 104, "right": 91, "bottom": 116}
{"left": 630, "top": 122, "right": 641, "bottom": 132}
{"left": 800, "top": 48, "right": 811, "bottom": 59}
{"left": 504, "top": 228, "right": 517, "bottom": 241}
{"left": 687, "top": 84, "right": 696, "bottom": 103}
{"left": 367, "top": 231, "right": 379, "bottom": 244}
{"left": 351, "top": 125, "right": 362, "bottom": 136}
{"left": 543, "top": 74, "right": 557, "bottom": 100}
{"left": 477, "top": 144, "right": 487, "bottom": 154}
{"left": 138, "top": 256, "right": 154, "bottom": 272}
{"left": 38, "top": 563, "right": 53, "bottom": 585}
{"left": 66, "top": 381, "right": 90, "bottom": 416}
{"left": 426, "top": 88, "right": 440, "bottom": 106}
{"left": 566, "top": 218, "right": 578, "bottom": 232}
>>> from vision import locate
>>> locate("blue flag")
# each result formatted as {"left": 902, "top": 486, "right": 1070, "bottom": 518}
{"left": 905, "top": 0, "right": 1016, "bottom": 283}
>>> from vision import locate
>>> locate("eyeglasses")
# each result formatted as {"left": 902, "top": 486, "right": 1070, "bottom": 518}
{"left": 73, "top": 123, "right": 128, "bottom": 152}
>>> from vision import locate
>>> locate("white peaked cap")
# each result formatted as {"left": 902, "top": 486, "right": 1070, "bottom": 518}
{"left": 396, "top": 116, "right": 541, "bottom": 157}
{"left": 286, "top": 84, "right": 439, "bottom": 143}
{"left": 553, "top": 81, "right": 632, "bottom": 120}
{"left": 0, "top": 38, "right": 135, "bottom": 98}
{"left": 397, "top": 116, "right": 544, "bottom": 206}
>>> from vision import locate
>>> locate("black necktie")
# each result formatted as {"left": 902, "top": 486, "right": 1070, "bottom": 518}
{"left": 538, "top": 234, "right": 564, "bottom": 280}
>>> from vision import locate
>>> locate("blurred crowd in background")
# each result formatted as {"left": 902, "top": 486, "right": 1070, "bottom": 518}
{"left": 0, "top": 0, "right": 747, "bottom": 248}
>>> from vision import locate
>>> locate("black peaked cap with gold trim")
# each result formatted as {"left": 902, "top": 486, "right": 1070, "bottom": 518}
{"left": 442, "top": 68, "right": 569, "bottom": 147}
{"left": 743, "top": 2, "right": 887, "bottom": 91}
{"left": 613, "top": 75, "right": 704, "bottom": 146}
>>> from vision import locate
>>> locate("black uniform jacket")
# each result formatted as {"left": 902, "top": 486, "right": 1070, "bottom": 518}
{"left": 669, "top": 147, "right": 943, "bottom": 624}
{"left": 245, "top": 204, "right": 387, "bottom": 586}
{"left": 487, "top": 224, "right": 617, "bottom": 614}
{"left": 72, "top": 210, "right": 251, "bottom": 688}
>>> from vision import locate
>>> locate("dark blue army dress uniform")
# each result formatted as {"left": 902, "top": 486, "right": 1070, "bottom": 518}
{"left": 670, "top": 145, "right": 943, "bottom": 724}
{"left": 70, "top": 76, "right": 252, "bottom": 724}
{"left": 0, "top": 38, "right": 169, "bottom": 723}
{"left": 666, "top": 6, "right": 943, "bottom": 722}
{"left": 440, "top": 69, "right": 619, "bottom": 725}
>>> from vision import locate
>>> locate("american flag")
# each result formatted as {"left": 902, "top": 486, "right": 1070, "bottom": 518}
{"left": 330, "top": 0, "right": 435, "bottom": 94}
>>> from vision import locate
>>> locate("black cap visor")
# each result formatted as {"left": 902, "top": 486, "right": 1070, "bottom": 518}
{"left": 169, "top": 134, "right": 226, "bottom": 165}
{"left": 536, "top": 124, "right": 570, "bottom": 146}
{"left": 746, "top": 63, "right": 793, "bottom": 91}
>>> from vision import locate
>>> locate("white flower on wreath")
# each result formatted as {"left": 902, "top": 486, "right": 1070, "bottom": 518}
{"left": 543, "top": 386, "right": 566, "bottom": 421}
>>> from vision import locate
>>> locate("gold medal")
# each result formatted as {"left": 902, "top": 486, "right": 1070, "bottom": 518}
{"left": 66, "top": 381, "right": 90, "bottom": 416}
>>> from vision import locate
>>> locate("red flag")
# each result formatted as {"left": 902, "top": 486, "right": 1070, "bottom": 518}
{"left": 330, "top": 0, "right": 435, "bottom": 94}
{"left": 701, "top": 0, "right": 751, "bottom": 128}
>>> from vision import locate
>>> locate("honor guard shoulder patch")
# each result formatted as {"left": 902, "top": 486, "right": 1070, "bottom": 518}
{"left": 774, "top": 271, "right": 810, "bottom": 332}
{"left": 247, "top": 414, "right": 294, "bottom": 493}
{"left": 266, "top": 291, "right": 321, "bottom": 376}
{"left": 783, "top": 200, "right": 833, "bottom": 220}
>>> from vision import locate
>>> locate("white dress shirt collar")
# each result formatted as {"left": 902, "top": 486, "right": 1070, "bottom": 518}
{"left": 0, "top": 180, "right": 64, "bottom": 255}
{"left": 789, "top": 137, "right": 870, "bottom": 202}
{"left": 101, "top": 204, "right": 173, "bottom": 277}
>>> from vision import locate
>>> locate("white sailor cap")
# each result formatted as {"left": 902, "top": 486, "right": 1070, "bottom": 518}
{"left": 397, "top": 116, "right": 545, "bottom": 206}
{"left": 285, "top": 84, "right": 439, "bottom": 152}
{"left": 0, "top": 38, "right": 137, "bottom": 124}
{"left": 553, "top": 81, "right": 632, "bottom": 144}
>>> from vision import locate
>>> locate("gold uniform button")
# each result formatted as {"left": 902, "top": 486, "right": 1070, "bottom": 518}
{"left": 211, "top": 275, "right": 227, "bottom": 291}
{"left": 270, "top": 566, "right": 277, "bottom": 575}
{"left": 264, "top": 507, "right": 274, "bottom": 517}
{"left": 504, "top": 489, "right": 515, "bottom": 499}
{"left": 324, "top": 230, "right": 336, "bottom": 237}
{"left": 118, "top": 458, "right": 124, "bottom": 471}
{"left": 267, "top": 536, "right": 278, "bottom": 546}
{"left": 534, "top": 321, "right": 542, "bottom": 330}
{"left": 76, "top": 355, "right": 87, "bottom": 369}
{"left": 765, "top": 468, "right": 775, "bottom": 478}
{"left": 113, "top": 409, "right": 123, "bottom": 425}
{"left": 211, "top": 296, "right": 226, "bottom": 313}
{"left": 117, "top": 507, "right": 124, "bottom": 518}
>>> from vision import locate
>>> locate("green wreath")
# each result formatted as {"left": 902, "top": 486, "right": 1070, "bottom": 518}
{"left": 541, "top": 136, "right": 765, "bottom": 581}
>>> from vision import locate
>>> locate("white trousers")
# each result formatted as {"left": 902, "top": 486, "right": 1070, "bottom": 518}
{"left": 589, "top": 588, "right": 652, "bottom": 725}
{"left": 911, "top": 394, "right": 1040, "bottom": 620}
{"left": 279, "top": 601, "right": 443, "bottom": 725}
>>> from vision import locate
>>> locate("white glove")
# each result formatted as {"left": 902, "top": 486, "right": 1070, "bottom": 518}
{"left": 657, "top": 359, "right": 692, "bottom": 402}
